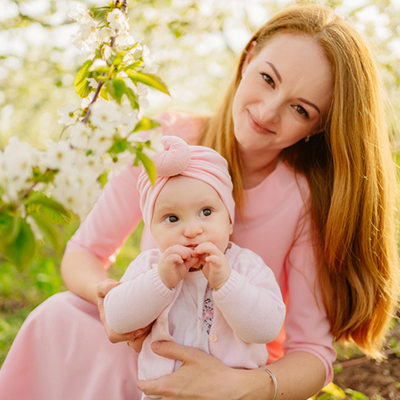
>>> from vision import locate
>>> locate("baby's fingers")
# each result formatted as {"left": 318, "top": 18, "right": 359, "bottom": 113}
{"left": 194, "top": 242, "right": 220, "bottom": 256}
{"left": 205, "top": 254, "right": 223, "bottom": 267}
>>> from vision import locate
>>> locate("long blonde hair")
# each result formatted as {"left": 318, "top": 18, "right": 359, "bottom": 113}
{"left": 200, "top": 4, "right": 399, "bottom": 357}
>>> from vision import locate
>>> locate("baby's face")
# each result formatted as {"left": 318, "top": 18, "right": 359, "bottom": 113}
{"left": 151, "top": 176, "right": 233, "bottom": 254}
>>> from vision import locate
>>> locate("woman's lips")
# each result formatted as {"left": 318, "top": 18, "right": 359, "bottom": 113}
{"left": 247, "top": 110, "right": 276, "bottom": 135}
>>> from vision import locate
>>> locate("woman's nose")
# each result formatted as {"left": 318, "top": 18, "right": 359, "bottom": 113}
{"left": 259, "top": 97, "right": 281, "bottom": 124}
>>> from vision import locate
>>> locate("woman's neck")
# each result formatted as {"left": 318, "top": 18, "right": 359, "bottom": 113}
{"left": 240, "top": 148, "right": 280, "bottom": 189}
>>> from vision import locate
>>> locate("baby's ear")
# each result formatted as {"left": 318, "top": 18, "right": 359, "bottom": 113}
{"left": 229, "top": 222, "right": 233, "bottom": 235}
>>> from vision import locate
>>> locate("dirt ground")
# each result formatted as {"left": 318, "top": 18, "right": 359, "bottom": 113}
{"left": 332, "top": 321, "right": 400, "bottom": 399}
{"left": 333, "top": 353, "right": 400, "bottom": 399}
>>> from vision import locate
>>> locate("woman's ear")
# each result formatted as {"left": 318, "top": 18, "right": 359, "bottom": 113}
{"left": 242, "top": 41, "right": 257, "bottom": 76}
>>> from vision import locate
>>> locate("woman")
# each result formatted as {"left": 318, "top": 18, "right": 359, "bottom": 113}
{"left": 0, "top": 4, "right": 398, "bottom": 400}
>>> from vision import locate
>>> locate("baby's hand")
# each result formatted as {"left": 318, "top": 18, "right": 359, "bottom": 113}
{"left": 158, "top": 245, "right": 200, "bottom": 289}
{"left": 194, "top": 242, "right": 231, "bottom": 290}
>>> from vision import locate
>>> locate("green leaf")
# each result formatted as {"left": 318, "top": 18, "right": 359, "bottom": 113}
{"left": 136, "top": 150, "right": 157, "bottom": 185}
{"left": 28, "top": 212, "right": 62, "bottom": 255}
{"left": 74, "top": 60, "right": 93, "bottom": 98}
{"left": 0, "top": 212, "right": 21, "bottom": 245}
{"left": 124, "top": 87, "right": 140, "bottom": 109}
{"left": 108, "top": 136, "right": 129, "bottom": 155}
{"left": 0, "top": 218, "right": 36, "bottom": 272}
{"left": 25, "top": 193, "right": 71, "bottom": 225}
{"left": 345, "top": 389, "right": 369, "bottom": 400}
{"left": 100, "top": 87, "right": 109, "bottom": 100}
{"left": 112, "top": 52, "right": 126, "bottom": 66}
{"left": 133, "top": 117, "right": 161, "bottom": 133}
{"left": 31, "top": 167, "right": 58, "bottom": 184}
{"left": 106, "top": 77, "right": 126, "bottom": 104}
{"left": 125, "top": 71, "right": 170, "bottom": 95}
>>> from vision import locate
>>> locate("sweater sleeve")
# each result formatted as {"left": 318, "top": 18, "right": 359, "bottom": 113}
{"left": 282, "top": 211, "right": 336, "bottom": 385}
{"left": 65, "top": 165, "right": 142, "bottom": 267}
{"left": 212, "top": 248, "right": 286, "bottom": 344}
{"left": 104, "top": 251, "right": 175, "bottom": 333}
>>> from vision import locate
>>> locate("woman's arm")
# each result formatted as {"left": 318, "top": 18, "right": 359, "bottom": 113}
{"left": 138, "top": 342, "right": 326, "bottom": 400}
{"left": 61, "top": 250, "right": 109, "bottom": 305}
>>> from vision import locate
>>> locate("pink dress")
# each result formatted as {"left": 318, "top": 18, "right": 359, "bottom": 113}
{"left": 0, "top": 111, "right": 336, "bottom": 400}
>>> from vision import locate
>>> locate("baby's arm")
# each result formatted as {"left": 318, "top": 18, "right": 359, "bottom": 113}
{"left": 212, "top": 250, "right": 286, "bottom": 344}
{"left": 104, "top": 251, "right": 175, "bottom": 334}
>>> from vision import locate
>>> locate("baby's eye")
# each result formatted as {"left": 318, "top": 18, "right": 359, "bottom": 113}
{"left": 260, "top": 73, "right": 275, "bottom": 88}
{"left": 293, "top": 105, "right": 309, "bottom": 118}
{"left": 200, "top": 208, "right": 212, "bottom": 217}
{"left": 165, "top": 215, "right": 179, "bottom": 223}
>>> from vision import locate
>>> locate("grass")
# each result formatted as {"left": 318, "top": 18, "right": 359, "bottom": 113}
{"left": 0, "top": 219, "right": 143, "bottom": 367}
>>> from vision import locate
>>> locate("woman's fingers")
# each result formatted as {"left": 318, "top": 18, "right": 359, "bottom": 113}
{"left": 151, "top": 340, "right": 205, "bottom": 362}
{"left": 137, "top": 342, "right": 239, "bottom": 399}
{"left": 96, "top": 279, "right": 152, "bottom": 346}
{"left": 128, "top": 322, "right": 153, "bottom": 352}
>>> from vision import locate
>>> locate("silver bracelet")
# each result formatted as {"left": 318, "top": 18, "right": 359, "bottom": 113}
{"left": 262, "top": 368, "right": 278, "bottom": 400}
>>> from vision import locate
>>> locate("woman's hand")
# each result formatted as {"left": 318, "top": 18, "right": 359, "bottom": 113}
{"left": 96, "top": 279, "right": 151, "bottom": 351}
{"left": 137, "top": 341, "right": 272, "bottom": 400}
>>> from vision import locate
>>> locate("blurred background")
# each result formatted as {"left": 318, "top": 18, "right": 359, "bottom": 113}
{"left": 1, "top": 0, "right": 400, "bottom": 396}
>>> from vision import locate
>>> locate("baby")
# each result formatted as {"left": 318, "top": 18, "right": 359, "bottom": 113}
{"left": 104, "top": 136, "right": 285, "bottom": 397}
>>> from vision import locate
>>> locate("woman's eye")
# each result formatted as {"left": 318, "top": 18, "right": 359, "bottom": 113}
{"left": 200, "top": 208, "right": 212, "bottom": 217}
{"left": 165, "top": 215, "right": 179, "bottom": 223}
{"left": 293, "top": 105, "right": 309, "bottom": 118}
{"left": 260, "top": 73, "right": 275, "bottom": 88}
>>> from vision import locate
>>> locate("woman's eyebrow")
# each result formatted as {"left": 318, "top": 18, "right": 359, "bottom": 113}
{"left": 298, "top": 98, "right": 321, "bottom": 114}
{"left": 265, "top": 61, "right": 321, "bottom": 114}
{"left": 266, "top": 62, "right": 282, "bottom": 83}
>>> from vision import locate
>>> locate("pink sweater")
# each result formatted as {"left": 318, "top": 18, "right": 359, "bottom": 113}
{"left": 66, "top": 111, "right": 336, "bottom": 384}
{"left": 104, "top": 243, "right": 286, "bottom": 380}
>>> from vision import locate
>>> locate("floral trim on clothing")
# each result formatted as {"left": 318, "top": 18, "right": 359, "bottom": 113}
{"left": 202, "top": 283, "right": 214, "bottom": 335}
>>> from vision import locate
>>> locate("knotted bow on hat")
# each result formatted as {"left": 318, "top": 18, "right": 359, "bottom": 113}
{"left": 137, "top": 136, "right": 235, "bottom": 226}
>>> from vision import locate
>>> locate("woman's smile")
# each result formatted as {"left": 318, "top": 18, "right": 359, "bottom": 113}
{"left": 247, "top": 109, "right": 276, "bottom": 135}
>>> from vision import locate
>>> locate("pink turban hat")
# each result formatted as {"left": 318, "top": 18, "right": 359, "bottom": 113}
{"left": 137, "top": 136, "right": 235, "bottom": 226}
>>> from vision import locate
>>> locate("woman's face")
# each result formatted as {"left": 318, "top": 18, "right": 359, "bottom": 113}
{"left": 232, "top": 33, "right": 333, "bottom": 156}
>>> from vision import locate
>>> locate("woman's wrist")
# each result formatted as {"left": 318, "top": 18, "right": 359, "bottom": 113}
{"left": 260, "top": 367, "right": 278, "bottom": 400}
{"left": 235, "top": 367, "right": 277, "bottom": 400}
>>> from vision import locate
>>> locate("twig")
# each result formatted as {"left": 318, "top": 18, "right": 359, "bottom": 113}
{"left": 334, "top": 347, "right": 400, "bottom": 369}
{"left": 81, "top": 81, "right": 104, "bottom": 124}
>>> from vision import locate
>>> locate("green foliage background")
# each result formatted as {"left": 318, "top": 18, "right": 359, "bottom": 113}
{"left": 0, "top": 0, "right": 399, "bottom": 396}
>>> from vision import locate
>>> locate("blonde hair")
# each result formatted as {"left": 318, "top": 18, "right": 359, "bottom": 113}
{"left": 200, "top": 4, "right": 399, "bottom": 357}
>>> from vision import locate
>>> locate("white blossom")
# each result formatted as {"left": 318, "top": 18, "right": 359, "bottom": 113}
{"left": 107, "top": 9, "right": 129, "bottom": 32}
{"left": 68, "top": 4, "right": 92, "bottom": 25}
{"left": 119, "top": 108, "right": 139, "bottom": 137}
{"left": 89, "top": 58, "right": 108, "bottom": 72}
{"left": 142, "top": 45, "right": 159, "bottom": 74}
{"left": 45, "top": 140, "right": 76, "bottom": 171}
{"left": 68, "top": 123, "right": 91, "bottom": 150}
{"left": 137, "top": 83, "right": 150, "bottom": 109}
{"left": 115, "top": 31, "right": 137, "bottom": 52}
{"left": 87, "top": 128, "right": 114, "bottom": 156}
{"left": 98, "top": 26, "right": 114, "bottom": 43}
{"left": 90, "top": 101, "right": 122, "bottom": 131}
{"left": 57, "top": 104, "right": 79, "bottom": 126}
